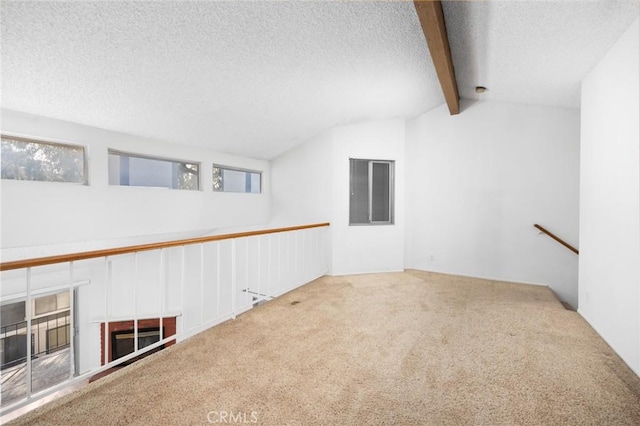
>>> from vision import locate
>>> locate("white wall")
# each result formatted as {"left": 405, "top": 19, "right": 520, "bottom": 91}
{"left": 1, "top": 109, "right": 270, "bottom": 258}
{"left": 405, "top": 100, "right": 580, "bottom": 307}
{"left": 330, "top": 119, "right": 405, "bottom": 275}
{"left": 270, "top": 130, "right": 334, "bottom": 227}
{"left": 0, "top": 109, "right": 336, "bottom": 379}
{"left": 579, "top": 19, "right": 640, "bottom": 375}
{"left": 270, "top": 119, "right": 405, "bottom": 275}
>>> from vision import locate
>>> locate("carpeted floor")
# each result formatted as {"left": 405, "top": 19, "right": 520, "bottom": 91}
{"left": 7, "top": 270, "right": 640, "bottom": 425}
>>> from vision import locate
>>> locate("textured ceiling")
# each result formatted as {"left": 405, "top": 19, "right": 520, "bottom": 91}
{"left": 1, "top": 1, "right": 639, "bottom": 160}
{"left": 445, "top": 0, "right": 640, "bottom": 108}
{"left": 1, "top": 1, "right": 440, "bottom": 159}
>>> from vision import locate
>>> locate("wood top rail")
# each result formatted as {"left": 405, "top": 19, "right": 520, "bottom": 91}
{"left": 534, "top": 224, "right": 579, "bottom": 255}
{"left": 0, "top": 223, "right": 330, "bottom": 271}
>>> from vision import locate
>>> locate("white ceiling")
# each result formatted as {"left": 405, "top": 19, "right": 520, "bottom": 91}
{"left": 445, "top": 0, "right": 640, "bottom": 108}
{"left": 1, "top": 1, "right": 638, "bottom": 160}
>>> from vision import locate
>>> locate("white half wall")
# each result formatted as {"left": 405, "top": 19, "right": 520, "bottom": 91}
{"left": 579, "top": 19, "right": 640, "bottom": 375}
{"left": 1, "top": 109, "right": 270, "bottom": 258}
{"left": 405, "top": 100, "right": 580, "bottom": 307}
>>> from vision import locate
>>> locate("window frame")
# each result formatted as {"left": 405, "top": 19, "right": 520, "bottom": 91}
{"left": 212, "top": 164, "right": 262, "bottom": 194}
{"left": 108, "top": 149, "right": 201, "bottom": 191}
{"left": 1, "top": 134, "right": 88, "bottom": 185}
{"left": 349, "top": 158, "right": 395, "bottom": 226}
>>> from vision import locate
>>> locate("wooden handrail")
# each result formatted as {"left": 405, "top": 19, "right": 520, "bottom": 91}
{"left": 0, "top": 223, "right": 330, "bottom": 271}
{"left": 534, "top": 224, "right": 579, "bottom": 255}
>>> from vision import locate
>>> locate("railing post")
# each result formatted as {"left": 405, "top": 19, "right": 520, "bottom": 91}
{"left": 133, "top": 253, "right": 139, "bottom": 353}
{"left": 159, "top": 249, "right": 165, "bottom": 343}
{"left": 231, "top": 239, "right": 237, "bottom": 319}
{"left": 245, "top": 237, "right": 250, "bottom": 307}
{"left": 69, "top": 261, "right": 75, "bottom": 379}
{"left": 25, "top": 267, "right": 33, "bottom": 400}
{"left": 181, "top": 246, "right": 186, "bottom": 334}
{"left": 104, "top": 257, "right": 111, "bottom": 366}
{"left": 267, "top": 234, "right": 272, "bottom": 298}
{"left": 216, "top": 242, "right": 221, "bottom": 319}
{"left": 200, "top": 243, "right": 205, "bottom": 327}
{"left": 257, "top": 236, "right": 262, "bottom": 304}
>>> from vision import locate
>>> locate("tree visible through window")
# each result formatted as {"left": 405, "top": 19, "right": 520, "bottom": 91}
{"left": 1, "top": 135, "right": 86, "bottom": 183}
{"left": 349, "top": 158, "right": 394, "bottom": 225}
{"left": 212, "top": 165, "right": 261, "bottom": 193}
{"left": 108, "top": 150, "right": 200, "bottom": 190}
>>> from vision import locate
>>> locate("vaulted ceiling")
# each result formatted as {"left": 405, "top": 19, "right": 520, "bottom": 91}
{"left": 1, "top": 1, "right": 638, "bottom": 160}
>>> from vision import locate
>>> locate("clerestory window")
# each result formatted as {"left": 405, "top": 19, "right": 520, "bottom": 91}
{"left": 212, "top": 165, "right": 261, "bottom": 193}
{"left": 1, "top": 135, "right": 86, "bottom": 184}
{"left": 108, "top": 150, "right": 200, "bottom": 190}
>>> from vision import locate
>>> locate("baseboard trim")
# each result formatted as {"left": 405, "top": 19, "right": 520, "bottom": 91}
{"left": 407, "top": 268, "right": 549, "bottom": 288}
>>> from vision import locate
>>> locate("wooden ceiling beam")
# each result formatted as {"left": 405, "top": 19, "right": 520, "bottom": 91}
{"left": 414, "top": 0, "right": 460, "bottom": 115}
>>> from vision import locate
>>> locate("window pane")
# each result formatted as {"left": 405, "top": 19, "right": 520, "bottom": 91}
{"left": 349, "top": 159, "right": 369, "bottom": 224}
{"left": 212, "top": 165, "right": 261, "bottom": 193}
{"left": 249, "top": 172, "right": 261, "bottom": 193}
{"left": 212, "top": 167, "right": 223, "bottom": 190}
{"left": 349, "top": 159, "right": 394, "bottom": 225}
{"left": 0, "top": 317, "right": 28, "bottom": 407}
{"left": 1, "top": 294, "right": 74, "bottom": 408}
{"left": 0, "top": 301, "right": 25, "bottom": 325}
{"left": 371, "top": 162, "right": 390, "bottom": 222}
{"left": 57, "top": 292, "right": 70, "bottom": 310}
{"left": 34, "top": 295, "right": 57, "bottom": 316}
{"left": 32, "top": 310, "right": 72, "bottom": 395}
{"left": 108, "top": 151, "right": 199, "bottom": 190}
{"left": 1, "top": 136, "right": 85, "bottom": 183}
{"left": 222, "top": 169, "right": 247, "bottom": 192}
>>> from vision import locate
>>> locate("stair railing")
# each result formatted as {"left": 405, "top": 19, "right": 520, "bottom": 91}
{"left": 534, "top": 224, "right": 579, "bottom": 255}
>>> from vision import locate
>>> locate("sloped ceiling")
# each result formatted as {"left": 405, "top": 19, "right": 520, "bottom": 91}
{"left": 1, "top": 1, "right": 639, "bottom": 160}
{"left": 445, "top": 0, "right": 640, "bottom": 108}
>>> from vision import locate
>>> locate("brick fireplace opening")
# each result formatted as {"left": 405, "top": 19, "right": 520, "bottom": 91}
{"left": 100, "top": 317, "right": 177, "bottom": 366}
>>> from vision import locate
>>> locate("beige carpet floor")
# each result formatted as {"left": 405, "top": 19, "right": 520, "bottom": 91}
{"left": 8, "top": 270, "right": 640, "bottom": 425}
